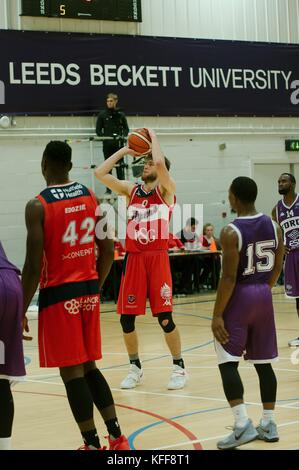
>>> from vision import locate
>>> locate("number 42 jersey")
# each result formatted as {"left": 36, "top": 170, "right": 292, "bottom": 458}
{"left": 37, "top": 182, "right": 98, "bottom": 289}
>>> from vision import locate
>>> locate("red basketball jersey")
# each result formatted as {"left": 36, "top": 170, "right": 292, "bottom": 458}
{"left": 125, "top": 184, "right": 175, "bottom": 253}
{"left": 37, "top": 182, "right": 98, "bottom": 289}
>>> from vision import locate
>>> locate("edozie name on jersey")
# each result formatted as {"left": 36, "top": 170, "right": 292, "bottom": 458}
{"left": 65, "top": 204, "right": 86, "bottom": 214}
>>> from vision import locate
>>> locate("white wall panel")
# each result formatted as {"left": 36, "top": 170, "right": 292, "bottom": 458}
{"left": 244, "top": 0, "right": 257, "bottom": 40}
{"left": 186, "top": 0, "right": 200, "bottom": 39}
{"left": 2, "top": 118, "right": 299, "bottom": 268}
{"left": 160, "top": 0, "right": 176, "bottom": 37}
{"left": 174, "top": 0, "right": 189, "bottom": 36}
{"left": 0, "top": 0, "right": 7, "bottom": 29}
{"left": 288, "top": 0, "right": 299, "bottom": 42}
{"left": 231, "top": 0, "right": 245, "bottom": 41}
{"left": 3, "top": 0, "right": 299, "bottom": 43}
{"left": 148, "top": 0, "right": 164, "bottom": 37}
{"left": 198, "top": 0, "right": 213, "bottom": 39}
{"left": 266, "top": 0, "right": 278, "bottom": 42}
{"left": 256, "top": 0, "right": 267, "bottom": 41}
{"left": 277, "top": 0, "right": 290, "bottom": 42}
{"left": 137, "top": 0, "right": 299, "bottom": 43}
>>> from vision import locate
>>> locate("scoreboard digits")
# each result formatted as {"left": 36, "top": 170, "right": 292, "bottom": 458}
{"left": 21, "top": 0, "right": 142, "bottom": 22}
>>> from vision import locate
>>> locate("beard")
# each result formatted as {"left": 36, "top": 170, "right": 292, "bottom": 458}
{"left": 142, "top": 173, "right": 157, "bottom": 183}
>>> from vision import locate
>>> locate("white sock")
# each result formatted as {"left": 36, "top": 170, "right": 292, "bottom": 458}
{"left": 232, "top": 404, "right": 248, "bottom": 428}
{"left": 0, "top": 437, "right": 12, "bottom": 450}
{"left": 261, "top": 409, "right": 274, "bottom": 427}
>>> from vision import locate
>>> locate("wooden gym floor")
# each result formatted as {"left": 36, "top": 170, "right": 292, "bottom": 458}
{"left": 13, "top": 287, "right": 299, "bottom": 450}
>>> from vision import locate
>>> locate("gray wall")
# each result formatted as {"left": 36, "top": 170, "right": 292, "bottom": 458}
{"left": 2, "top": 121, "right": 299, "bottom": 267}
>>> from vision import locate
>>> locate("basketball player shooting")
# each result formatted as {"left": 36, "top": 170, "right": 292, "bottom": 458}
{"left": 94, "top": 129, "right": 188, "bottom": 390}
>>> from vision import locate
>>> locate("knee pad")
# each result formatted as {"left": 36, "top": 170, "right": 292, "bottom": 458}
{"left": 157, "top": 312, "right": 176, "bottom": 333}
{"left": 120, "top": 314, "right": 136, "bottom": 334}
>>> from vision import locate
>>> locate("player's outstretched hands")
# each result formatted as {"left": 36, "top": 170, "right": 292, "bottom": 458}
{"left": 147, "top": 128, "right": 157, "bottom": 140}
{"left": 212, "top": 316, "right": 229, "bottom": 344}
{"left": 124, "top": 146, "right": 142, "bottom": 158}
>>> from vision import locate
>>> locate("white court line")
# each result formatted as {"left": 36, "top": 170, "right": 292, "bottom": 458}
{"left": 101, "top": 351, "right": 299, "bottom": 362}
{"left": 282, "top": 401, "right": 299, "bottom": 408}
{"left": 25, "top": 374, "right": 59, "bottom": 379}
{"left": 24, "top": 364, "right": 298, "bottom": 381}
{"left": 45, "top": 365, "right": 297, "bottom": 373}
{"left": 154, "top": 436, "right": 224, "bottom": 450}
{"left": 278, "top": 420, "right": 299, "bottom": 428}
{"left": 110, "top": 390, "right": 299, "bottom": 410}
{"left": 24, "top": 379, "right": 62, "bottom": 386}
{"left": 23, "top": 348, "right": 296, "bottom": 362}
{"left": 88, "top": 352, "right": 296, "bottom": 361}
{"left": 25, "top": 359, "right": 298, "bottom": 382}
{"left": 154, "top": 420, "right": 299, "bottom": 450}
{"left": 109, "top": 365, "right": 293, "bottom": 373}
{"left": 97, "top": 352, "right": 219, "bottom": 356}
{"left": 21, "top": 379, "right": 299, "bottom": 410}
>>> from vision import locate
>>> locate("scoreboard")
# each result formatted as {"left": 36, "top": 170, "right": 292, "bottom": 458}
{"left": 21, "top": 0, "right": 142, "bottom": 22}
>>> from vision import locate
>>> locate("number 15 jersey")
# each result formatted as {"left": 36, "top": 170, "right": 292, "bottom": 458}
{"left": 229, "top": 213, "right": 278, "bottom": 284}
{"left": 37, "top": 182, "right": 98, "bottom": 289}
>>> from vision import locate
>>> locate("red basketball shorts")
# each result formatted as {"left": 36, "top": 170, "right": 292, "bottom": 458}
{"left": 117, "top": 251, "right": 173, "bottom": 316}
{"left": 38, "top": 294, "right": 102, "bottom": 368}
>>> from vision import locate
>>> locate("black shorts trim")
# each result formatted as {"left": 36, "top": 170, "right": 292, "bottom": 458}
{"left": 122, "top": 253, "right": 129, "bottom": 276}
{"left": 39, "top": 279, "right": 100, "bottom": 310}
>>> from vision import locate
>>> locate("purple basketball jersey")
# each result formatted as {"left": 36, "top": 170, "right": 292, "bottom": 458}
{"left": 0, "top": 242, "right": 20, "bottom": 273}
{"left": 276, "top": 195, "right": 299, "bottom": 296}
{"left": 276, "top": 194, "right": 299, "bottom": 250}
{"left": 230, "top": 213, "right": 278, "bottom": 284}
{"left": 0, "top": 242, "right": 25, "bottom": 379}
{"left": 219, "top": 214, "right": 279, "bottom": 363}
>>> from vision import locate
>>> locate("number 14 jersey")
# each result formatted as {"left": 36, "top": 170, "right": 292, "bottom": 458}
{"left": 37, "top": 182, "right": 98, "bottom": 289}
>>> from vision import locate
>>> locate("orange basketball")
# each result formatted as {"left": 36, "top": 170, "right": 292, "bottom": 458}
{"left": 128, "top": 128, "right": 152, "bottom": 155}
